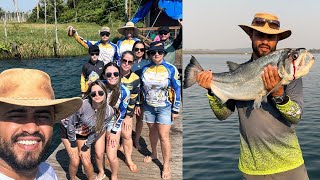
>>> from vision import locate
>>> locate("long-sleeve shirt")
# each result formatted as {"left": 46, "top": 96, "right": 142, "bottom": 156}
{"left": 116, "top": 37, "right": 140, "bottom": 62}
{"left": 141, "top": 60, "right": 181, "bottom": 113}
{"left": 121, "top": 71, "right": 140, "bottom": 117}
{"left": 107, "top": 84, "right": 130, "bottom": 132}
{"left": 73, "top": 33, "right": 120, "bottom": 65}
{"left": 207, "top": 58, "right": 304, "bottom": 175}
{"left": 67, "top": 99, "right": 114, "bottom": 147}
{"left": 80, "top": 60, "right": 104, "bottom": 93}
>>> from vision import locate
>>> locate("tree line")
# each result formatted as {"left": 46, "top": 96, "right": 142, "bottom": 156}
{"left": 27, "top": 0, "right": 140, "bottom": 25}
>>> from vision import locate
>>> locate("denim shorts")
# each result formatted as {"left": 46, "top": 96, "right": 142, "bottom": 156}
{"left": 143, "top": 103, "right": 173, "bottom": 125}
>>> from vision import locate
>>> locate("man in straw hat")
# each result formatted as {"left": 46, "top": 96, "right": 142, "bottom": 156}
{"left": 117, "top": 22, "right": 141, "bottom": 58}
{"left": 68, "top": 26, "right": 120, "bottom": 65}
{"left": 197, "top": 13, "right": 309, "bottom": 179}
{"left": 0, "top": 68, "right": 82, "bottom": 179}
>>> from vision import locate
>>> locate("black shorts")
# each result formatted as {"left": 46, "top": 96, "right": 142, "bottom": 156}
{"left": 59, "top": 123, "right": 88, "bottom": 140}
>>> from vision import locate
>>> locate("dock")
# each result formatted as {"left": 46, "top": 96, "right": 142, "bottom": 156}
{"left": 46, "top": 116, "right": 182, "bottom": 180}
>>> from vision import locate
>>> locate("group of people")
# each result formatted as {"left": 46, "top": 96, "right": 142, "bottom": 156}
{"left": 61, "top": 21, "right": 182, "bottom": 180}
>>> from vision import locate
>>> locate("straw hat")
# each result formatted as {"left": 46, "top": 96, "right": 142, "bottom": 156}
{"left": 0, "top": 68, "right": 82, "bottom": 121}
{"left": 239, "top": 13, "right": 291, "bottom": 41}
{"left": 118, "top": 21, "right": 141, "bottom": 36}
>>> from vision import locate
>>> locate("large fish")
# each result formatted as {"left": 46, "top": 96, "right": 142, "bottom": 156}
{"left": 184, "top": 48, "right": 315, "bottom": 108}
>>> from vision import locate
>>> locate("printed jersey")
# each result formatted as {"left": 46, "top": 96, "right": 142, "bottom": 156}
{"left": 67, "top": 99, "right": 114, "bottom": 147}
{"left": 80, "top": 60, "right": 104, "bottom": 93}
{"left": 117, "top": 37, "right": 140, "bottom": 60}
{"left": 207, "top": 58, "right": 304, "bottom": 175}
{"left": 121, "top": 71, "right": 140, "bottom": 117}
{"left": 141, "top": 60, "right": 181, "bottom": 113}
{"left": 73, "top": 33, "right": 120, "bottom": 65}
{"left": 106, "top": 83, "right": 130, "bottom": 132}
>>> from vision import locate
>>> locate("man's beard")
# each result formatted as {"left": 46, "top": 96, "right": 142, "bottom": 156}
{"left": 0, "top": 132, "right": 52, "bottom": 172}
{"left": 252, "top": 42, "right": 277, "bottom": 58}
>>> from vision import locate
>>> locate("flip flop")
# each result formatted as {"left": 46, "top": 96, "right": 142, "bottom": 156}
{"left": 95, "top": 174, "right": 106, "bottom": 180}
{"left": 126, "top": 163, "right": 138, "bottom": 172}
{"left": 162, "top": 171, "right": 171, "bottom": 179}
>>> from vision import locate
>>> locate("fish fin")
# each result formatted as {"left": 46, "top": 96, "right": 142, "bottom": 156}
{"left": 226, "top": 61, "right": 240, "bottom": 72}
{"left": 183, "top": 55, "right": 205, "bottom": 89}
{"left": 261, "top": 79, "right": 285, "bottom": 102}
{"left": 253, "top": 94, "right": 263, "bottom": 109}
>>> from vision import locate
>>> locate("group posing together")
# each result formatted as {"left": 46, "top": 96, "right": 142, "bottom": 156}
{"left": 61, "top": 21, "right": 182, "bottom": 180}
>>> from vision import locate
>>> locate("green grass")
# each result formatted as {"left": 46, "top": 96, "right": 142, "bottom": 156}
{"left": 0, "top": 21, "right": 126, "bottom": 59}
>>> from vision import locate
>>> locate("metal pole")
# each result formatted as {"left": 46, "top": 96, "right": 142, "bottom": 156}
{"left": 125, "top": 0, "right": 128, "bottom": 22}
{"left": 145, "top": 9, "right": 162, "bottom": 39}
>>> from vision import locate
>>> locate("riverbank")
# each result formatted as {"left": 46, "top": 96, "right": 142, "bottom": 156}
{"left": 0, "top": 22, "right": 125, "bottom": 59}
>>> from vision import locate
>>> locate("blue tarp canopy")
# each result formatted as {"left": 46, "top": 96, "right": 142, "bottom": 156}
{"left": 131, "top": 0, "right": 182, "bottom": 24}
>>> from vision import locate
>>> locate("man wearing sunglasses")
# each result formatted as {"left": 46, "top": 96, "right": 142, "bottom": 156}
{"left": 68, "top": 26, "right": 120, "bottom": 65}
{"left": 197, "top": 13, "right": 309, "bottom": 179}
{"left": 157, "top": 20, "right": 182, "bottom": 65}
{"left": 80, "top": 45, "right": 105, "bottom": 97}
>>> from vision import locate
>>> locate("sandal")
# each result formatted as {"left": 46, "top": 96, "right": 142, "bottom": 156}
{"left": 162, "top": 171, "right": 171, "bottom": 179}
{"left": 126, "top": 163, "right": 138, "bottom": 172}
{"left": 95, "top": 174, "right": 106, "bottom": 180}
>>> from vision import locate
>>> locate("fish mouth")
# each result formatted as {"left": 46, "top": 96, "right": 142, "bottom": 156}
{"left": 292, "top": 50, "right": 315, "bottom": 78}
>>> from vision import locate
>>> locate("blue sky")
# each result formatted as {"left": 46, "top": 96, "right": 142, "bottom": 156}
{"left": 0, "top": 0, "right": 37, "bottom": 12}
{"left": 1, "top": 0, "right": 319, "bottom": 50}
{"left": 184, "top": 0, "right": 320, "bottom": 50}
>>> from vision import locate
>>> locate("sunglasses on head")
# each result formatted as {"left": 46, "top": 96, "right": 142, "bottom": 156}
{"left": 105, "top": 72, "right": 119, "bottom": 78}
{"left": 134, "top": 48, "right": 145, "bottom": 52}
{"left": 149, "top": 51, "right": 164, "bottom": 56}
{"left": 90, "top": 90, "right": 104, "bottom": 97}
{"left": 100, "top": 31, "right": 110, "bottom": 37}
{"left": 90, "top": 53, "right": 99, "bottom": 56}
{"left": 252, "top": 17, "right": 280, "bottom": 29}
{"left": 159, "top": 31, "right": 169, "bottom": 35}
{"left": 121, "top": 59, "right": 134, "bottom": 65}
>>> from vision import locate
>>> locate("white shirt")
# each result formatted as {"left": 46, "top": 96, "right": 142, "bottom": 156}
{"left": 0, "top": 162, "right": 58, "bottom": 180}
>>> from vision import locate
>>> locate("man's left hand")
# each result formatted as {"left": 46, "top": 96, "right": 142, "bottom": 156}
{"left": 262, "top": 65, "right": 284, "bottom": 97}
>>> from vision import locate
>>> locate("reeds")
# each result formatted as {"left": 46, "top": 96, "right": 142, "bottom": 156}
{"left": 0, "top": 21, "right": 125, "bottom": 59}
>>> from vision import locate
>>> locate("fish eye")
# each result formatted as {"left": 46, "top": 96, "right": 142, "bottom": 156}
{"left": 292, "top": 52, "right": 299, "bottom": 60}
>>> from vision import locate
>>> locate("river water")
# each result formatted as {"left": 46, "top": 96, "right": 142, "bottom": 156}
{"left": 183, "top": 54, "right": 320, "bottom": 180}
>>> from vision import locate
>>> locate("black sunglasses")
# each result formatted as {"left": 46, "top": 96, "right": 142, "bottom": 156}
{"left": 159, "top": 31, "right": 169, "bottom": 35}
{"left": 90, "top": 90, "right": 104, "bottom": 97}
{"left": 149, "top": 51, "right": 164, "bottom": 56}
{"left": 134, "top": 48, "right": 145, "bottom": 52}
{"left": 105, "top": 72, "right": 119, "bottom": 78}
{"left": 90, "top": 53, "right": 99, "bottom": 56}
{"left": 121, "top": 59, "right": 134, "bottom": 65}
{"left": 252, "top": 17, "right": 280, "bottom": 29}
{"left": 100, "top": 31, "right": 110, "bottom": 37}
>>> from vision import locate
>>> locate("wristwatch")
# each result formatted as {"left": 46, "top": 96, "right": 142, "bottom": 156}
{"left": 272, "top": 94, "right": 286, "bottom": 104}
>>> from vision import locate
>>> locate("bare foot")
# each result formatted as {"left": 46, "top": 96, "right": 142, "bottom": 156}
{"left": 143, "top": 154, "right": 157, "bottom": 163}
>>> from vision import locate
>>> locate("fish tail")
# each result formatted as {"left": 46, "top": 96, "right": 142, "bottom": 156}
{"left": 183, "top": 55, "right": 204, "bottom": 89}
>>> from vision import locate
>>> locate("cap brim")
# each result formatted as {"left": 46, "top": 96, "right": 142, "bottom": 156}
{"left": 118, "top": 27, "right": 141, "bottom": 36}
{"left": 0, "top": 97, "right": 83, "bottom": 122}
{"left": 239, "top": 25, "right": 291, "bottom": 41}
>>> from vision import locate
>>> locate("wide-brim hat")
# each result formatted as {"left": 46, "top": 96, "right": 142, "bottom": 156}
{"left": 239, "top": 13, "right": 291, "bottom": 41}
{"left": 118, "top": 21, "right": 141, "bottom": 36}
{"left": 0, "top": 68, "right": 82, "bottom": 122}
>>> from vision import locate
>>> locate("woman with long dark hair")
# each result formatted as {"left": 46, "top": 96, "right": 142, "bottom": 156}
{"left": 60, "top": 80, "right": 114, "bottom": 180}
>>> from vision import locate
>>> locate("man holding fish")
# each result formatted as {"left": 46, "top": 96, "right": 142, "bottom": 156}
{"left": 184, "top": 13, "right": 314, "bottom": 179}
